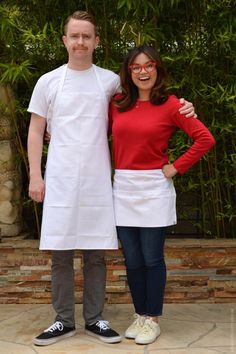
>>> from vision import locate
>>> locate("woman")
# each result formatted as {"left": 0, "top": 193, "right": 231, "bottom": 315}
{"left": 109, "top": 45, "right": 215, "bottom": 345}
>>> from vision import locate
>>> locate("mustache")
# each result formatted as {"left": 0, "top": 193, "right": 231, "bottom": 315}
{"left": 73, "top": 46, "right": 87, "bottom": 50}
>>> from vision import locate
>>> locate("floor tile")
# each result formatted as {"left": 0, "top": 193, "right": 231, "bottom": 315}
{"left": 0, "top": 304, "right": 235, "bottom": 354}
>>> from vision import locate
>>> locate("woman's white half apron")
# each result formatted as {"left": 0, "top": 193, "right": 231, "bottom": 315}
{"left": 40, "top": 65, "right": 118, "bottom": 250}
{"left": 113, "top": 169, "right": 177, "bottom": 227}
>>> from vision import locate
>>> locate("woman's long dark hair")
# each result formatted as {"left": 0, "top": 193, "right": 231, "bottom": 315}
{"left": 114, "top": 45, "right": 169, "bottom": 112}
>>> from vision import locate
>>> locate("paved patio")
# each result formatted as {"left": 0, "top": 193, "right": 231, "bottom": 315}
{"left": 0, "top": 303, "right": 235, "bottom": 354}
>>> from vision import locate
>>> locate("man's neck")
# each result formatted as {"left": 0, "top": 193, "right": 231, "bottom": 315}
{"left": 67, "top": 59, "right": 93, "bottom": 71}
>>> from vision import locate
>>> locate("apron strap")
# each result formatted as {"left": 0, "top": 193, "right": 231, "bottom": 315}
{"left": 93, "top": 64, "right": 108, "bottom": 117}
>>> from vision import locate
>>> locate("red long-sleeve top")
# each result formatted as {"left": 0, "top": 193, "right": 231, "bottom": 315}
{"left": 109, "top": 95, "right": 215, "bottom": 174}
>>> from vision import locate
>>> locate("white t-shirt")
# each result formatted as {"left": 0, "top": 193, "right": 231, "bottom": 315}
{"left": 27, "top": 64, "right": 120, "bottom": 120}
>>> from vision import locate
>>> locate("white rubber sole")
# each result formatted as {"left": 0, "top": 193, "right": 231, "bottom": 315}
{"left": 135, "top": 331, "right": 161, "bottom": 345}
{"left": 125, "top": 331, "right": 138, "bottom": 339}
{"left": 33, "top": 329, "right": 76, "bottom": 346}
{"left": 85, "top": 329, "right": 122, "bottom": 343}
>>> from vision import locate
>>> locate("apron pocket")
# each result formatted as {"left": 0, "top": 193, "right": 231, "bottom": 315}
{"left": 45, "top": 176, "right": 77, "bottom": 207}
{"left": 42, "top": 206, "right": 76, "bottom": 237}
{"left": 46, "top": 144, "right": 80, "bottom": 177}
{"left": 77, "top": 206, "right": 114, "bottom": 237}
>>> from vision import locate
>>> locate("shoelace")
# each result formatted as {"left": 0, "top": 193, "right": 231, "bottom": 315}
{"left": 132, "top": 314, "right": 145, "bottom": 328}
{"left": 140, "top": 320, "right": 157, "bottom": 334}
{"left": 44, "top": 321, "right": 63, "bottom": 333}
{"left": 96, "top": 320, "right": 110, "bottom": 330}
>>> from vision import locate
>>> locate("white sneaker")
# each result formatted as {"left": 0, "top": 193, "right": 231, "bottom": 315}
{"left": 135, "top": 319, "right": 161, "bottom": 344}
{"left": 125, "top": 314, "right": 146, "bottom": 339}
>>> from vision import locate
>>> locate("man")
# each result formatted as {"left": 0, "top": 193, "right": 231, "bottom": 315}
{"left": 27, "top": 10, "right": 195, "bottom": 346}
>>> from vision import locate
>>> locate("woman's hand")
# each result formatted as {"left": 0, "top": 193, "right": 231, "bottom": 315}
{"left": 179, "top": 98, "right": 197, "bottom": 118}
{"left": 162, "top": 164, "right": 178, "bottom": 178}
{"left": 44, "top": 131, "right": 51, "bottom": 143}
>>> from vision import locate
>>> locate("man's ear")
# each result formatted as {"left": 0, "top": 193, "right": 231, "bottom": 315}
{"left": 62, "top": 35, "right": 67, "bottom": 47}
{"left": 95, "top": 36, "right": 100, "bottom": 48}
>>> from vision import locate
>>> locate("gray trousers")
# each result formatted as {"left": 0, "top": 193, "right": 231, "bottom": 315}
{"left": 51, "top": 250, "right": 106, "bottom": 327}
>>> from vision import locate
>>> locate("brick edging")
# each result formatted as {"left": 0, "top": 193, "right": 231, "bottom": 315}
{"left": 0, "top": 237, "right": 235, "bottom": 304}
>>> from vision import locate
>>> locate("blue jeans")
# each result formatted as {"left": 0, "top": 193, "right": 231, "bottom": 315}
{"left": 117, "top": 226, "right": 167, "bottom": 316}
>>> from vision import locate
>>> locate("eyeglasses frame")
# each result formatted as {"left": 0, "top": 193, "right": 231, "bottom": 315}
{"left": 129, "top": 61, "right": 157, "bottom": 74}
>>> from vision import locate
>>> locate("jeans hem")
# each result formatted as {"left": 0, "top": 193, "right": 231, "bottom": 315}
{"left": 140, "top": 312, "right": 163, "bottom": 317}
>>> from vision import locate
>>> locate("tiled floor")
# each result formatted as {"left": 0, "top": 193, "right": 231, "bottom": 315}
{"left": 0, "top": 303, "right": 235, "bottom": 354}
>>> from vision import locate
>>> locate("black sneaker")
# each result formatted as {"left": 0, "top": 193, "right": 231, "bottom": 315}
{"left": 85, "top": 320, "right": 122, "bottom": 343}
{"left": 33, "top": 321, "right": 76, "bottom": 346}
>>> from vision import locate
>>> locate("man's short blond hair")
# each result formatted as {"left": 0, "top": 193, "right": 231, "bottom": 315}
{"left": 64, "top": 10, "right": 98, "bottom": 35}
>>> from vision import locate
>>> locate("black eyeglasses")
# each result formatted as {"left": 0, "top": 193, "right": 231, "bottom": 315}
{"left": 129, "top": 61, "right": 157, "bottom": 74}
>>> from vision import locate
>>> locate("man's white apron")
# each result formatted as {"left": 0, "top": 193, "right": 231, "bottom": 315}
{"left": 40, "top": 65, "right": 118, "bottom": 250}
{"left": 113, "top": 169, "right": 177, "bottom": 227}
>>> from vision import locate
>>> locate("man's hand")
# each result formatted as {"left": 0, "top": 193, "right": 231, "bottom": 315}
{"left": 179, "top": 98, "right": 197, "bottom": 118}
{"left": 162, "top": 164, "right": 178, "bottom": 178}
{"left": 29, "top": 175, "right": 45, "bottom": 203}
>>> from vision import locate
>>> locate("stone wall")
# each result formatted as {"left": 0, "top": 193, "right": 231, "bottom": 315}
{"left": 0, "top": 237, "right": 235, "bottom": 304}
{"left": 0, "top": 85, "right": 22, "bottom": 237}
